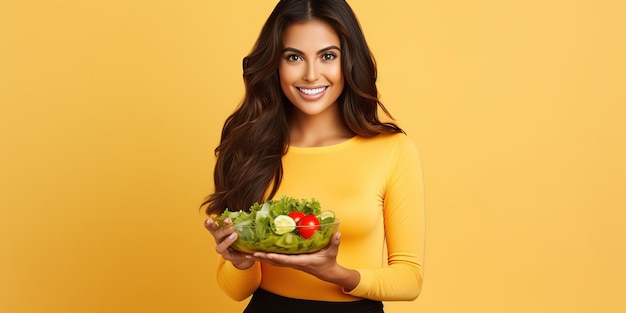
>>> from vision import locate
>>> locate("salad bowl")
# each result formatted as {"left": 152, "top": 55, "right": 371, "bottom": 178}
{"left": 212, "top": 196, "right": 339, "bottom": 254}
{"left": 230, "top": 219, "right": 340, "bottom": 254}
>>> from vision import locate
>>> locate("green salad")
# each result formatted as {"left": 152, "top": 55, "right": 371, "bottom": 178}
{"left": 213, "top": 196, "right": 338, "bottom": 254}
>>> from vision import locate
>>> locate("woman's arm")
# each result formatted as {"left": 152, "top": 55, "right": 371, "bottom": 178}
{"left": 205, "top": 218, "right": 263, "bottom": 301}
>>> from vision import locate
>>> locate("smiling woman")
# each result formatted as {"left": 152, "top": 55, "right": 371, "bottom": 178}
{"left": 201, "top": 0, "right": 424, "bottom": 313}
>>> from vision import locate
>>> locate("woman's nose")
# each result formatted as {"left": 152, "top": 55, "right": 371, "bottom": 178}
{"left": 303, "top": 61, "right": 319, "bottom": 82}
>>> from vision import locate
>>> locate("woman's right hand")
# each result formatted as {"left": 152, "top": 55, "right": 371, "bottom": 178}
{"left": 204, "top": 218, "right": 256, "bottom": 270}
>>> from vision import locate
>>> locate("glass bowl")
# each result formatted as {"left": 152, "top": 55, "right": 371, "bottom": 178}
{"left": 230, "top": 220, "right": 340, "bottom": 254}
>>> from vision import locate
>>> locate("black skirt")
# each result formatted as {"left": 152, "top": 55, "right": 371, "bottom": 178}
{"left": 243, "top": 288, "right": 384, "bottom": 313}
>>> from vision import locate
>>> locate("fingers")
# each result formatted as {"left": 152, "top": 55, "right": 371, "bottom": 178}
{"left": 204, "top": 218, "right": 240, "bottom": 256}
{"left": 203, "top": 218, "right": 257, "bottom": 270}
{"left": 322, "top": 232, "right": 341, "bottom": 255}
{"left": 204, "top": 217, "right": 215, "bottom": 230}
{"left": 334, "top": 231, "right": 342, "bottom": 243}
{"left": 215, "top": 232, "right": 238, "bottom": 255}
{"left": 204, "top": 217, "right": 223, "bottom": 232}
{"left": 204, "top": 218, "right": 236, "bottom": 246}
{"left": 205, "top": 217, "right": 230, "bottom": 235}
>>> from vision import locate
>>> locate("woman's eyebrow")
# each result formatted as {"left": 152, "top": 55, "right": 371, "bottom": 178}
{"left": 282, "top": 45, "right": 341, "bottom": 54}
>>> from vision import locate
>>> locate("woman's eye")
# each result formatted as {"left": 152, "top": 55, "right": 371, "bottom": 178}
{"left": 286, "top": 54, "right": 302, "bottom": 62}
{"left": 321, "top": 52, "right": 337, "bottom": 61}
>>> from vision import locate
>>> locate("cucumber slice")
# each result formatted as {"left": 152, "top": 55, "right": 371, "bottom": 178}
{"left": 318, "top": 210, "right": 335, "bottom": 223}
{"left": 273, "top": 215, "right": 296, "bottom": 235}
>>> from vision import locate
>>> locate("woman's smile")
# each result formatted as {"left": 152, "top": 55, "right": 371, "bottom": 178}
{"left": 296, "top": 86, "right": 329, "bottom": 100}
{"left": 297, "top": 86, "right": 328, "bottom": 96}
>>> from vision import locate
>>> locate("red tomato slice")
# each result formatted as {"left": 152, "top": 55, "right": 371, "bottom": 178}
{"left": 297, "top": 215, "right": 320, "bottom": 239}
{"left": 288, "top": 212, "right": 305, "bottom": 224}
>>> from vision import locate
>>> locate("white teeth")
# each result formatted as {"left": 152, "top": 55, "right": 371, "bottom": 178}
{"left": 298, "top": 87, "right": 326, "bottom": 95}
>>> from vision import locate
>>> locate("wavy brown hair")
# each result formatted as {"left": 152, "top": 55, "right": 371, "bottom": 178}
{"left": 203, "top": 0, "right": 404, "bottom": 215}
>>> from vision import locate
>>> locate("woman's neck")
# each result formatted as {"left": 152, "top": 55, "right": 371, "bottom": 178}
{"left": 288, "top": 108, "right": 355, "bottom": 147}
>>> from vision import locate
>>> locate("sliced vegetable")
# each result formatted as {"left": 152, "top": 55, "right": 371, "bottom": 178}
{"left": 273, "top": 215, "right": 296, "bottom": 235}
{"left": 318, "top": 210, "right": 335, "bottom": 224}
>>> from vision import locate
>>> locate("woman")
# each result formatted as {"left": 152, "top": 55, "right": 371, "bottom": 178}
{"left": 203, "top": 1, "right": 424, "bottom": 312}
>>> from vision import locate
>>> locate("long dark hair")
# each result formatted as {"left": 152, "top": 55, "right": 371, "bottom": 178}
{"left": 203, "top": 0, "right": 403, "bottom": 215}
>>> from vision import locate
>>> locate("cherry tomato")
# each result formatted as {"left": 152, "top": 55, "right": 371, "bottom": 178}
{"left": 288, "top": 212, "right": 305, "bottom": 224}
{"left": 297, "top": 215, "right": 320, "bottom": 239}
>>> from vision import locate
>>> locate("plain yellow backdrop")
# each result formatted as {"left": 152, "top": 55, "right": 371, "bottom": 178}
{"left": 1, "top": 0, "right": 624, "bottom": 312}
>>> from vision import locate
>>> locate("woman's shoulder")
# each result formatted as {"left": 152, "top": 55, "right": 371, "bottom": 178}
{"left": 356, "top": 133, "right": 420, "bottom": 160}
{"left": 361, "top": 132, "right": 416, "bottom": 149}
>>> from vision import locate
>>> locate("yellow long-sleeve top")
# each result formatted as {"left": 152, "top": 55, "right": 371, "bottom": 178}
{"left": 216, "top": 133, "right": 425, "bottom": 302}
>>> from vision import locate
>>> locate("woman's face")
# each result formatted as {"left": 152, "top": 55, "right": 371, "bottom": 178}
{"left": 279, "top": 20, "right": 344, "bottom": 118}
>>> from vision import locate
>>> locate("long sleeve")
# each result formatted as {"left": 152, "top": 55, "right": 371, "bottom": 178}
{"left": 215, "top": 256, "right": 262, "bottom": 301}
{"left": 345, "top": 136, "right": 425, "bottom": 300}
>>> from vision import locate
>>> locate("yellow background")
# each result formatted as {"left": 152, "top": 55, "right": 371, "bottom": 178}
{"left": 1, "top": 0, "right": 624, "bottom": 312}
